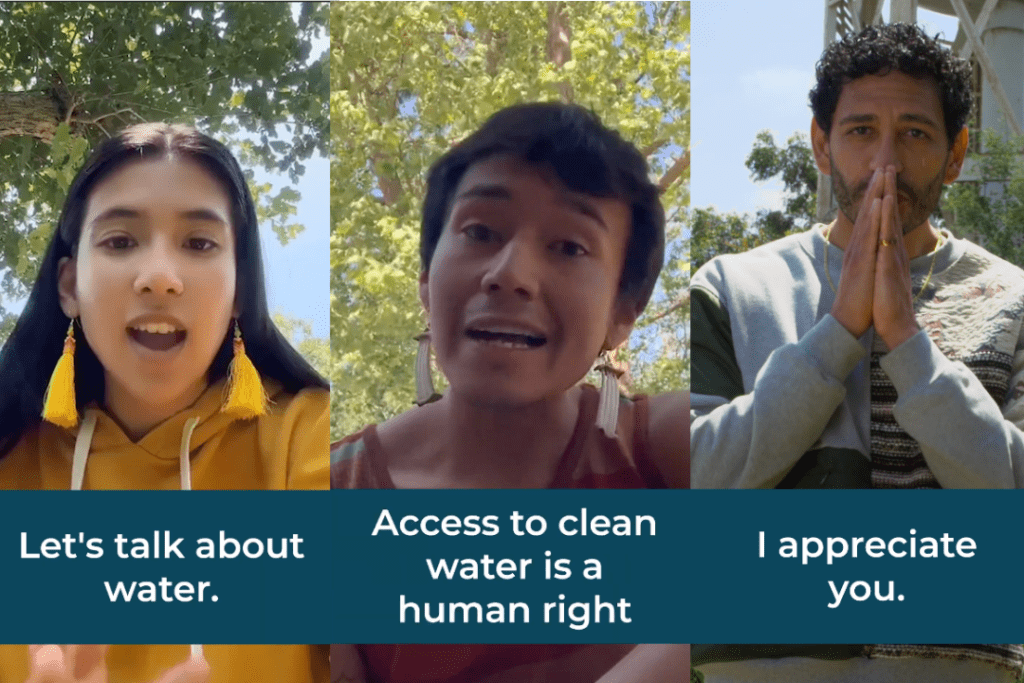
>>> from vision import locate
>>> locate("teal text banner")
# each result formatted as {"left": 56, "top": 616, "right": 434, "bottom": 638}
{"left": 1, "top": 490, "right": 684, "bottom": 643}
{"left": 3, "top": 490, "right": 1023, "bottom": 643}
{"left": 690, "top": 489, "right": 1024, "bottom": 644}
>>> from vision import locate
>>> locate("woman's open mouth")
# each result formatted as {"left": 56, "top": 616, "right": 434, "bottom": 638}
{"left": 127, "top": 323, "right": 187, "bottom": 351}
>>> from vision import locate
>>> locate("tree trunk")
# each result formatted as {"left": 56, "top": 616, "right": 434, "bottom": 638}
{"left": 0, "top": 92, "right": 61, "bottom": 143}
{"left": 546, "top": 2, "right": 574, "bottom": 103}
{"left": 372, "top": 152, "right": 403, "bottom": 205}
{"left": 658, "top": 151, "right": 690, "bottom": 192}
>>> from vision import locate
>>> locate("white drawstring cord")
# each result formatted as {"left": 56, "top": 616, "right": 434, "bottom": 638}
{"left": 70, "top": 412, "right": 98, "bottom": 491}
{"left": 70, "top": 412, "right": 204, "bottom": 661}
{"left": 179, "top": 417, "right": 199, "bottom": 492}
{"left": 180, "top": 418, "right": 202, "bottom": 662}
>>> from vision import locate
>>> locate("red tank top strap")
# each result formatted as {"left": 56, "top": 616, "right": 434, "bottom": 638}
{"left": 630, "top": 395, "right": 668, "bottom": 489}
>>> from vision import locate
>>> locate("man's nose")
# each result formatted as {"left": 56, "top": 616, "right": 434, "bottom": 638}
{"left": 479, "top": 239, "right": 540, "bottom": 300}
{"left": 871, "top": 133, "right": 903, "bottom": 174}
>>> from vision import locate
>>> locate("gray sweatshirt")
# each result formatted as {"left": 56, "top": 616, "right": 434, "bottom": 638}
{"left": 690, "top": 226, "right": 1024, "bottom": 489}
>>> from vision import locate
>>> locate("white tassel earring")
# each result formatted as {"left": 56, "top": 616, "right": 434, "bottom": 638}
{"left": 414, "top": 328, "right": 442, "bottom": 406}
{"left": 595, "top": 350, "right": 623, "bottom": 437}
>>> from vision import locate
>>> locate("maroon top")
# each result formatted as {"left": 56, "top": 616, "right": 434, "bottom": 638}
{"left": 330, "top": 385, "right": 666, "bottom": 490}
{"left": 336, "top": 643, "right": 639, "bottom": 683}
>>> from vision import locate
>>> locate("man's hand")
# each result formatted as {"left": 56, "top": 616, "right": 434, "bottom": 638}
{"left": 872, "top": 166, "right": 920, "bottom": 349}
{"left": 26, "top": 645, "right": 210, "bottom": 683}
{"left": 831, "top": 167, "right": 884, "bottom": 338}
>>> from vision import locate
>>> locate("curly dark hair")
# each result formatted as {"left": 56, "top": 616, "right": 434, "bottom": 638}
{"left": 809, "top": 23, "right": 973, "bottom": 147}
{"left": 421, "top": 102, "right": 666, "bottom": 314}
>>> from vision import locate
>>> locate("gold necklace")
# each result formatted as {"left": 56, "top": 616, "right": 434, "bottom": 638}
{"left": 822, "top": 225, "right": 944, "bottom": 303}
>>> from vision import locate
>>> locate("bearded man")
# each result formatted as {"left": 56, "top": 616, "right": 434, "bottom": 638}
{"left": 691, "top": 22, "right": 1024, "bottom": 492}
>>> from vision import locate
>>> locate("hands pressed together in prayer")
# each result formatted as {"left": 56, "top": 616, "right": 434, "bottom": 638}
{"left": 831, "top": 165, "right": 922, "bottom": 350}
{"left": 25, "top": 645, "right": 209, "bottom": 683}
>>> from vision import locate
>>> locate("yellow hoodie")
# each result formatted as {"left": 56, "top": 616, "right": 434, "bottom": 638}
{"left": 0, "top": 379, "right": 328, "bottom": 490}
{"left": 0, "top": 644, "right": 329, "bottom": 683}
{"left": 0, "top": 379, "right": 329, "bottom": 682}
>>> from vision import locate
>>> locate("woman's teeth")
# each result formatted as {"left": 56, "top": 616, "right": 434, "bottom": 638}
{"left": 128, "top": 325, "right": 187, "bottom": 351}
{"left": 132, "top": 322, "right": 181, "bottom": 334}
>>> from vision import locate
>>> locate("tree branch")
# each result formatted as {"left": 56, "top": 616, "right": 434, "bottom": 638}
{"left": 643, "top": 292, "right": 690, "bottom": 324}
{"left": 641, "top": 137, "right": 670, "bottom": 157}
{"left": 657, "top": 150, "right": 689, "bottom": 192}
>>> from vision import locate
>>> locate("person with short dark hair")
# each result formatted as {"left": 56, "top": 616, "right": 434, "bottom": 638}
{"left": 333, "top": 102, "right": 686, "bottom": 492}
{"left": 690, "top": 21, "right": 1023, "bottom": 683}
{"left": 331, "top": 102, "right": 688, "bottom": 682}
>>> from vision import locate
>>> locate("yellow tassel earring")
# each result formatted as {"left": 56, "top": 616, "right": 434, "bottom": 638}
{"left": 222, "top": 320, "right": 267, "bottom": 419}
{"left": 42, "top": 321, "right": 79, "bottom": 428}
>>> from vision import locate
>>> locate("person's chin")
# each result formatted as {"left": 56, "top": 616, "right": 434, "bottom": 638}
{"left": 122, "top": 376, "right": 206, "bottom": 410}
{"left": 448, "top": 377, "right": 550, "bottom": 410}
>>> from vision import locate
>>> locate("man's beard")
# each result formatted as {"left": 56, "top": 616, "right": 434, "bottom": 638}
{"left": 830, "top": 160, "right": 946, "bottom": 236}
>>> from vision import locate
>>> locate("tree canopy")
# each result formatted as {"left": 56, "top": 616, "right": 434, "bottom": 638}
{"left": 943, "top": 129, "right": 1024, "bottom": 267}
{"left": 0, "top": 1, "right": 328, "bottom": 338}
{"left": 692, "top": 130, "right": 816, "bottom": 272}
{"left": 330, "top": 1, "right": 689, "bottom": 439}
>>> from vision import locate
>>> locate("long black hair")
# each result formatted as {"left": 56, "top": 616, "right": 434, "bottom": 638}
{"left": 0, "top": 123, "right": 327, "bottom": 457}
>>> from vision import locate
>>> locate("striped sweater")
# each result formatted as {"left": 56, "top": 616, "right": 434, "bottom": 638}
{"left": 691, "top": 226, "right": 1024, "bottom": 490}
{"left": 690, "top": 226, "right": 1024, "bottom": 677}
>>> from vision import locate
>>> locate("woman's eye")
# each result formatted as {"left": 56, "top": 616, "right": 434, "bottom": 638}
{"left": 100, "top": 235, "right": 135, "bottom": 250}
{"left": 464, "top": 224, "right": 499, "bottom": 243}
{"left": 186, "top": 237, "right": 218, "bottom": 251}
{"left": 553, "top": 240, "right": 588, "bottom": 257}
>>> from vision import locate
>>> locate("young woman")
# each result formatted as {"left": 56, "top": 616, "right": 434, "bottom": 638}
{"left": 0, "top": 124, "right": 329, "bottom": 681}
{"left": 330, "top": 104, "right": 688, "bottom": 681}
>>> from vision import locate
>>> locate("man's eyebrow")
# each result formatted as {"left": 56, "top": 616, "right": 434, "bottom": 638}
{"left": 899, "top": 112, "right": 941, "bottom": 128}
{"left": 558, "top": 194, "right": 607, "bottom": 231}
{"left": 455, "top": 183, "right": 608, "bottom": 231}
{"left": 836, "top": 113, "right": 878, "bottom": 126}
{"left": 837, "top": 112, "right": 941, "bottom": 129}
{"left": 455, "top": 183, "right": 513, "bottom": 202}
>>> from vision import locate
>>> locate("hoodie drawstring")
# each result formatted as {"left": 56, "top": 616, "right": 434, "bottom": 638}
{"left": 179, "top": 417, "right": 199, "bottom": 491}
{"left": 70, "top": 413, "right": 198, "bottom": 491}
{"left": 70, "top": 412, "right": 98, "bottom": 491}
{"left": 69, "top": 412, "right": 204, "bottom": 661}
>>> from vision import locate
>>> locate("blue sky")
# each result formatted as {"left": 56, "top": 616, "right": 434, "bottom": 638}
{"left": 691, "top": 0, "right": 960, "bottom": 218}
{"left": 251, "top": 26, "right": 329, "bottom": 341}
{"left": 255, "top": 152, "right": 329, "bottom": 340}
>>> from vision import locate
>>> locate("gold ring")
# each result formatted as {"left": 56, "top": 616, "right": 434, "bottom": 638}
{"left": 880, "top": 239, "right": 894, "bottom": 247}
